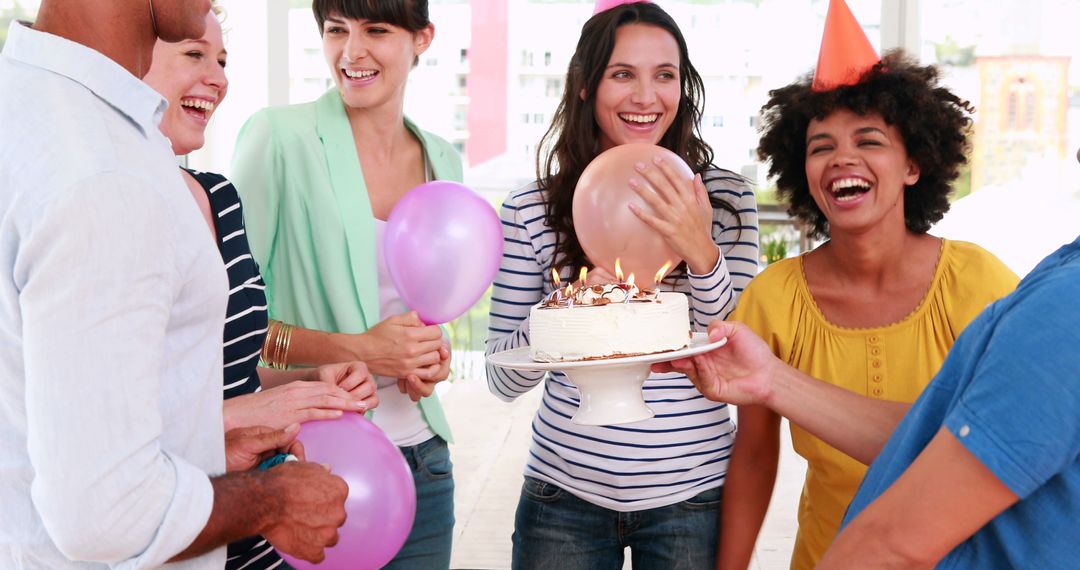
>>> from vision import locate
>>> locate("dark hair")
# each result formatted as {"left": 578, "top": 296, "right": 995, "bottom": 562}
{"left": 539, "top": 2, "right": 729, "bottom": 273}
{"left": 757, "top": 50, "right": 973, "bottom": 239}
{"left": 312, "top": 0, "right": 429, "bottom": 34}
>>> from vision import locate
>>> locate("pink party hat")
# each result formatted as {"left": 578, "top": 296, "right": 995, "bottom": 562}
{"left": 812, "top": 0, "right": 880, "bottom": 91}
{"left": 593, "top": 0, "right": 651, "bottom": 16}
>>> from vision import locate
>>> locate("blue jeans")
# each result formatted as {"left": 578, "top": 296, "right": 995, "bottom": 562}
{"left": 512, "top": 477, "right": 721, "bottom": 570}
{"left": 382, "top": 436, "right": 455, "bottom": 570}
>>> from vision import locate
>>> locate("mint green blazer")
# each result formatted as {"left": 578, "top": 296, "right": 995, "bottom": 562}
{"left": 230, "top": 89, "right": 462, "bottom": 442}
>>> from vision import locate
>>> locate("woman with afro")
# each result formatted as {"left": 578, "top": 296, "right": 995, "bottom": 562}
{"left": 717, "top": 50, "right": 1020, "bottom": 570}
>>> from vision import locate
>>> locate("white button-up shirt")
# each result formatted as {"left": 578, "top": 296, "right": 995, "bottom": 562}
{"left": 0, "top": 21, "right": 228, "bottom": 569}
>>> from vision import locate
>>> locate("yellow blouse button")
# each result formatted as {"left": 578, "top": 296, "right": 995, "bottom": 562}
{"left": 870, "top": 347, "right": 881, "bottom": 356}
{"left": 872, "top": 374, "right": 883, "bottom": 382}
{"left": 873, "top": 387, "right": 884, "bottom": 396}
{"left": 872, "top": 360, "right": 881, "bottom": 368}
{"left": 868, "top": 335, "right": 880, "bottom": 344}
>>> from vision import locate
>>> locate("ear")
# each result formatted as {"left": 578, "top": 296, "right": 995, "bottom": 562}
{"left": 414, "top": 23, "right": 434, "bottom": 56}
{"left": 904, "top": 159, "right": 921, "bottom": 187}
{"left": 579, "top": 88, "right": 587, "bottom": 101}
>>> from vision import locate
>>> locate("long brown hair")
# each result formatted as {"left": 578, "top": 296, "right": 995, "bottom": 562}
{"left": 538, "top": 3, "right": 732, "bottom": 272}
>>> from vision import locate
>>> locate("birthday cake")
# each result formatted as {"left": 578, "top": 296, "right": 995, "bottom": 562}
{"left": 529, "top": 280, "right": 691, "bottom": 362}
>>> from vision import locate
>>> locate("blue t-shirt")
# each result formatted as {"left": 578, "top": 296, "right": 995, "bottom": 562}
{"left": 842, "top": 235, "right": 1080, "bottom": 569}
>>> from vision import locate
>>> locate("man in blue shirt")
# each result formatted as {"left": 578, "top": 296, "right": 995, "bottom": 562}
{"left": 657, "top": 149, "right": 1080, "bottom": 567}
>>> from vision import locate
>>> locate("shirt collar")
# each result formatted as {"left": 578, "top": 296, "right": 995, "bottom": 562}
{"left": 2, "top": 20, "right": 167, "bottom": 136}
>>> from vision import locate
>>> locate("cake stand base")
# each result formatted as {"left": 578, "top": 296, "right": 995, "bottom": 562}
{"left": 485, "top": 332, "right": 728, "bottom": 427}
{"left": 563, "top": 362, "right": 654, "bottom": 426}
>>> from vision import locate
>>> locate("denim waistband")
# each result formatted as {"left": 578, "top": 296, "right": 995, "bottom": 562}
{"left": 399, "top": 435, "right": 446, "bottom": 471}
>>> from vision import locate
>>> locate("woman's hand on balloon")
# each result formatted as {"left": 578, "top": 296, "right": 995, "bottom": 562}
{"left": 351, "top": 311, "right": 445, "bottom": 378}
{"left": 397, "top": 339, "right": 452, "bottom": 402}
{"left": 584, "top": 266, "right": 618, "bottom": 286}
{"left": 223, "top": 381, "right": 368, "bottom": 432}
{"left": 627, "top": 157, "right": 719, "bottom": 275}
{"left": 315, "top": 360, "right": 379, "bottom": 411}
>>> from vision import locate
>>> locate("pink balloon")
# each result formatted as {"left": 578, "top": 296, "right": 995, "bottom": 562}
{"left": 572, "top": 144, "right": 694, "bottom": 281}
{"left": 384, "top": 181, "right": 503, "bottom": 325}
{"left": 278, "top": 415, "right": 415, "bottom": 570}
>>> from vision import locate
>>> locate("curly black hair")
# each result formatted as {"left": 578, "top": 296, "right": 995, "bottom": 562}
{"left": 757, "top": 50, "right": 974, "bottom": 239}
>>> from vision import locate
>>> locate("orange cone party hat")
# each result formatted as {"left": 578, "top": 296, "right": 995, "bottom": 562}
{"left": 812, "top": 0, "right": 880, "bottom": 91}
{"left": 593, "top": 0, "right": 650, "bottom": 16}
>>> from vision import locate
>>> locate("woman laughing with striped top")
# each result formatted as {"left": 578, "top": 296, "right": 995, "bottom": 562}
{"left": 486, "top": 3, "right": 759, "bottom": 569}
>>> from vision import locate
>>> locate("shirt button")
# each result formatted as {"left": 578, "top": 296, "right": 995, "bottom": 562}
{"left": 872, "top": 387, "right": 884, "bottom": 396}
{"left": 959, "top": 425, "right": 971, "bottom": 438}
{"left": 870, "top": 347, "right": 881, "bottom": 356}
{"left": 868, "top": 335, "right": 880, "bottom": 344}
{"left": 872, "top": 374, "right": 883, "bottom": 382}
{"left": 872, "top": 360, "right": 881, "bottom": 368}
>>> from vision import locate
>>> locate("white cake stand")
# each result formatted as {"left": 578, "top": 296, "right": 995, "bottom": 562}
{"left": 487, "top": 332, "right": 727, "bottom": 426}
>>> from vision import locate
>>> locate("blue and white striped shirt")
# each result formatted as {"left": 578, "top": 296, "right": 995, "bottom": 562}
{"left": 486, "top": 168, "right": 759, "bottom": 511}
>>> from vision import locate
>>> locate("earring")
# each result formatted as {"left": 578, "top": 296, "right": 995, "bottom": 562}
{"left": 148, "top": 0, "right": 159, "bottom": 36}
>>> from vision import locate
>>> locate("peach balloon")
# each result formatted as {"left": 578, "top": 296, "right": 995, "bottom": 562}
{"left": 572, "top": 144, "right": 694, "bottom": 282}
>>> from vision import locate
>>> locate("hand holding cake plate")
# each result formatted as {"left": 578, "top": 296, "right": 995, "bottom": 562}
{"left": 487, "top": 332, "right": 726, "bottom": 426}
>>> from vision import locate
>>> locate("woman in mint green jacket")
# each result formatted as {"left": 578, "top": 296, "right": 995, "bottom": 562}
{"left": 231, "top": 1, "right": 460, "bottom": 567}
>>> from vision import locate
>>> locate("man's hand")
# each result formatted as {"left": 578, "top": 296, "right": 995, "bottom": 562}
{"left": 316, "top": 361, "right": 379, "bottom": 411}
{"left": 652, "top": 320, "right": 779, "bottom": 406}
{"left": 397, "top": 339, "right": 452, "bottom": 402}
{"left": 260, "top": 462, "right": 349, "bottom": 563}
{"left": 224, "top": 424, "right": 304, "bottom": 472}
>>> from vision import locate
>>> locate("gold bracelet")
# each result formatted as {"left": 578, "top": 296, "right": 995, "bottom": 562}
{"left": 272, "top": 322, "right": 287, "bottom": 370}
{"left": 261, "top": 319, "right": 280, "bottom": 368}
{"left": 277, "top": 323, "right": 294, "bottom": 370}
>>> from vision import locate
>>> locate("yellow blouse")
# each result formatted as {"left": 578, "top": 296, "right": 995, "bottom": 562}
{"left": 731, "top": 239, "right": 1018, "bottom": 570}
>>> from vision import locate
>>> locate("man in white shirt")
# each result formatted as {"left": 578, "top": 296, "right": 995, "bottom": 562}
{"left": 0, "top": 1, "right": 348, "bottom": 568}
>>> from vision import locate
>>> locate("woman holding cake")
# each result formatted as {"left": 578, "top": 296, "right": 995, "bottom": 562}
{"left": 230, "top": 0, "right": 460, "bottom": 567}
{"left": 711, "top": 5, "right": 1019, "bottom": 568}
{"left": 141, "top": 7, "right": 379, "bottom": 569}
{"left": 485, "top": 2, "right": 759, "bottom": 567}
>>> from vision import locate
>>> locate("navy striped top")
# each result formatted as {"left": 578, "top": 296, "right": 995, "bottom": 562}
{"left": 485, "top": 168, "right": 759, "bottom": 511}
{"left": 187, "top": 169, "right": 281, "bottom": 570}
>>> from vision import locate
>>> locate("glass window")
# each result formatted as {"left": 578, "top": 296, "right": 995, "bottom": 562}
{"left": 0, "top": 0, "right": 40, "bottom": 50}
{"left": 920, "top": 0, "right": 1080, "bottom": 275}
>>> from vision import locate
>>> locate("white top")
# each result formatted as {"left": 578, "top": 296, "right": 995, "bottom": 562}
{"left": 0, "top": 22, "right": 227, "bottom": 569}
{"left": 372, "top": 219, "right": 436, "bottom": 447}
{"left": 486, "top": 173, "right": 759, "bottom": 511}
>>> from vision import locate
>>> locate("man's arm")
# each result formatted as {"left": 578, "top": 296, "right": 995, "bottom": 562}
{"left": 819, "top": 427, "right": 1018, "bottom": 568}
{"left": 656, "top": 320, "right": 908, "bottom": 464}
{"left": 172, "top": 462, "right": 348, "bottom": 564}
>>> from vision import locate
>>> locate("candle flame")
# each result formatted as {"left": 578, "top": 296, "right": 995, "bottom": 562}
{"left": 579, "top": 266, "right": 588, "bottom": 285}
{"left": 654, "top": 260, "right": 673, "bottom": 285}
{"left": 551, "top": 268, "right": 562, "bottom": 288}
{"left": 627, "top": 273, "right": 636, "bottom": 286}
{"left": 614, "top": 258, "right": 624, "bottom": 282}
{"left": 564, "top": 283, "right": 573, "bottom": 297}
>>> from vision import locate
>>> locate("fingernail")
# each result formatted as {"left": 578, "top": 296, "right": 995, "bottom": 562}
{"left": 628, "top": 178, "right": 639, "bottom": 188}
{"left": 285, "top": 423, "right": 300, "bottom": 433}
{"left": 627, "top": 203, "right": 639, "bottom": 212}
{"left": 653, "top": 155, "right": 663, "bottom": 164}
{"left": 355, "top": 401, "right": 367, "bottom": 409}
{"left": 634, "top": 161, "right": 646, "bottom": 171}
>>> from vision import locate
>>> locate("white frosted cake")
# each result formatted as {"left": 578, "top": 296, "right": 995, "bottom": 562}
{"left": 529, "top": 282, "right": 691, "bottom": 362}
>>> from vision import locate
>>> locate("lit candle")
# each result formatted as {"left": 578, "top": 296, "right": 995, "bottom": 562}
{"left": 654, "top": 260, "right": 673, "bottom": 287}
{"left": 614, "top": 258, "right": 624, "bottom": 283}
{"left": 624, "top": 273, "right": 636, "bottom": 303}
{"left": 579, "top": 266, "right": 588, "bottom": 287}
{"left": 565, "top": 283, "right": 574, "bottom": 308}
